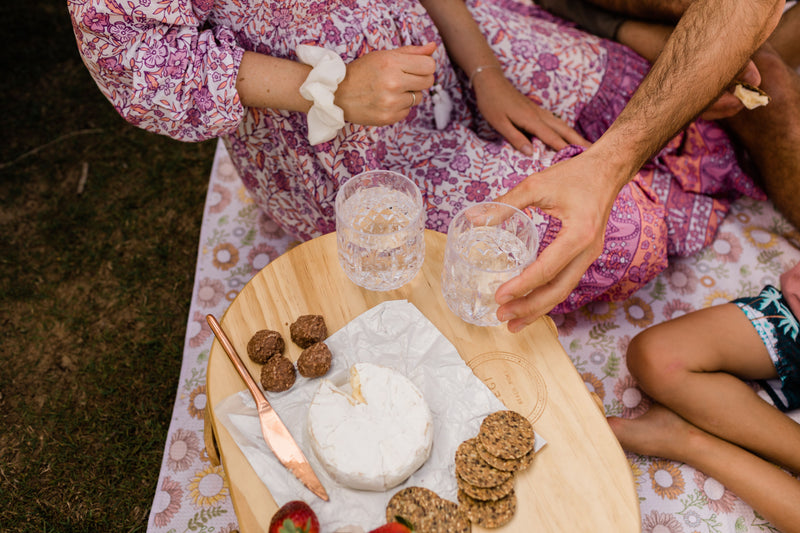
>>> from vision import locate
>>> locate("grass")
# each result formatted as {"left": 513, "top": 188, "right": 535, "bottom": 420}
{"left": 0, "top": 1, "right": 217, "bottom": 530}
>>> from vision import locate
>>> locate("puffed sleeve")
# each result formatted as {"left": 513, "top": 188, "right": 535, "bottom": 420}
{"left": 68, "top": 0, "right": 246, "bottom": 141}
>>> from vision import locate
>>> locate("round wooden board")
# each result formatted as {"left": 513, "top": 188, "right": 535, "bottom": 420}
{"left": 206, "top": 230, "right": 640, "bottom": 532}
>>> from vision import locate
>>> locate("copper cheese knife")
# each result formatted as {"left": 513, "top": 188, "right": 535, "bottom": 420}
{"left": 206, "top": 314, "right": 329, "bottom": 501}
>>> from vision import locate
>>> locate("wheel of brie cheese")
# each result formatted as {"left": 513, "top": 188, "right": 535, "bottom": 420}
{"left": 307, "top": 362, "right": 434, "bottom": 491}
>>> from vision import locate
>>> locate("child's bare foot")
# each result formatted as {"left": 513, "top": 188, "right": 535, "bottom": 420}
{"left": 608, "top": 404, "right": 703, "bottom": 462}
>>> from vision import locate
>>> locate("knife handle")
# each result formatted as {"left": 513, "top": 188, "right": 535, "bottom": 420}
{"left": 206, "top": 315, "right": 273, "bottom": 414}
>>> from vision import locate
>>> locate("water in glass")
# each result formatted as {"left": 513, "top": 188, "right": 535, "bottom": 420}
{"left": 442, "top": 225, "right": 531, "bottom": 326}
{"left": 337, "top": 185, "right": 425, "bottom": 291}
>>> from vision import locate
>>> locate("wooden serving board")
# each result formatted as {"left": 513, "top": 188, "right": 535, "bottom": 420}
{"left": 206, "top": 230, "right": 640, "bottom": 532}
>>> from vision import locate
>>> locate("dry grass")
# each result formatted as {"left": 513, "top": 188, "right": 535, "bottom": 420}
{"left": 1, "top": 1, "right": 216, "bottom": 530}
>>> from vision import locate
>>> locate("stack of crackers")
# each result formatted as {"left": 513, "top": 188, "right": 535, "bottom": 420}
{"left": 455, "top": 410, "right": 536, "bottom": 528}
{"left": 384, "top": 410, "right": 535, "bottom": 531}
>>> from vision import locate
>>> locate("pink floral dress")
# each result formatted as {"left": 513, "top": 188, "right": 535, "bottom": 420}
{"left": 68, "top": 0, "right": 764, "bottom": 313}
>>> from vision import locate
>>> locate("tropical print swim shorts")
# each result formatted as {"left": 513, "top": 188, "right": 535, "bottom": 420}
{"left": 734, "top": 285, "right": 800, "bottom": 411}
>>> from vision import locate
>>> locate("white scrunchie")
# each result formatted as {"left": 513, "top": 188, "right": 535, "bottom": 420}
{"left": 296, "top": 45, "right": 346, "bottom": 145}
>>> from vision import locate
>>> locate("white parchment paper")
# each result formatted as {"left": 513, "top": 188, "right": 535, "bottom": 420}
{"left": 215, "top": 300, "right": 545, "bottom": 530}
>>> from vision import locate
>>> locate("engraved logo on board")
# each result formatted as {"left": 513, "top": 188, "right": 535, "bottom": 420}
{"left": 467, "top": 351, "right": 547, "bottom": 423}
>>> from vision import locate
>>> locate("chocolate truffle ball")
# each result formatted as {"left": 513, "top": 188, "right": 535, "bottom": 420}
{"left": 247, "top": 329, "right": 285, "bottom": 364}
{"left": 290, "top": 314, "right": 327, "bottom": 348}
{"left": 260, "top": 355, "right": 296, "bottom": 392}
{"left": 297, "top": 342, "right": 332, "bottom": 378}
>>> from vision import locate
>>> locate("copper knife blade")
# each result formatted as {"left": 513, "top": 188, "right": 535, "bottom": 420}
{"left": 206, "top": 314, "right": 329, "bottom": 501}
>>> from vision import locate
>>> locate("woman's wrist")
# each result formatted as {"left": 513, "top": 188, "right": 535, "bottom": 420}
{"left": 235, "top": 51, "right": 312, "bottom": 112}
{"left": 235, "top": 47, "right": 347, "bottom": 144}
{"left": 468, "top": 64, "right": 503, "bottom": 89}
{"left": 296, "top": 45, "right": 346, "bottom": 145}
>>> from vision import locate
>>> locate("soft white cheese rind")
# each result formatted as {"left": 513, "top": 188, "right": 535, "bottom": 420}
{"left": 307, "top": 362, "right": 434, "bottom": 491}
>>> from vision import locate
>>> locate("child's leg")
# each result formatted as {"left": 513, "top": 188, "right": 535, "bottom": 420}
{"left": 626, "top": 303, "right": 800, "bottom": 473}
{"left": 610, "top": 405, "right": 800, "bottom": 533}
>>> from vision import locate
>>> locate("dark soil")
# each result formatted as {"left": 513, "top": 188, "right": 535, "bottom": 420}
{"left": 0, "top": 1, "right": 216, "bottom": 530}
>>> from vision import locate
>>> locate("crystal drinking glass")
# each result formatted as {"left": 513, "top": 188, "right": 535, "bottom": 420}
{"left": 335, "top": 170, "right": 426, "bottom": 291}
{"left": 442, "top": 202, "right": 539, "bottom": 326}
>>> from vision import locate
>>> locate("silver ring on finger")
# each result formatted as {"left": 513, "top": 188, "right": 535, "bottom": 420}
{"left": 409, "top": 91, "right": 416, "bottom": 108}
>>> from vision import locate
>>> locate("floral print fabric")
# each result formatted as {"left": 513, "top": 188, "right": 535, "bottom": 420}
{"left": 147, "top": 142, "right": 799, "bottom": 533}
{"left": 69, "top": 0, "right": 764, "bottom": 314}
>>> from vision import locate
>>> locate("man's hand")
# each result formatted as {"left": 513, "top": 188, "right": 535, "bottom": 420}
{"left": 493, "top": 149, "right": 625, "bottom": 332}
{"left": 700, "top": 60, "right": 762, "bottom": 120}
{"left": 336, "top": 43, "right": 437, "bottom": 126}
{"left": 472, "top": 67, "right": 590, "bottom": 153}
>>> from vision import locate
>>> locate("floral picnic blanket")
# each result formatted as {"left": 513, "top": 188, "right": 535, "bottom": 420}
{"left": 147, "top": 140, "right": 799, "bottom": 533}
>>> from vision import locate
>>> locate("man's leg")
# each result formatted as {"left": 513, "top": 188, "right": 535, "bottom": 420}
{"left": 625, "top": 304, "right": 800, "bottom": 473}
{"left": 769, "top": 2, "right": 800, "bottom": 69}
{"left": 722, "top": 41, "right": 800, "bottom": 230}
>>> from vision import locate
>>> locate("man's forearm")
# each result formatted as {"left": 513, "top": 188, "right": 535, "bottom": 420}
{"left": 592, "top": 0, "right": 785, "bottom": 187}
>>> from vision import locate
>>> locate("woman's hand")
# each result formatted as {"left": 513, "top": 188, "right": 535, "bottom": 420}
{"left": 336, "top": 43, "right": 437, "bottom": 126}
{"left": 472, "top": 67, "right": 590, "bottom": 153}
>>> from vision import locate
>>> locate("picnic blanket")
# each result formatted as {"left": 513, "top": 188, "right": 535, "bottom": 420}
{"left": 147, "top": 139, "right": 800, "bottom": 533}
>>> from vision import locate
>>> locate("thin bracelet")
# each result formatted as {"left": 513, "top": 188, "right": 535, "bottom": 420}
{"left": 468, "top": 64, "right": 503, "bottom": 89}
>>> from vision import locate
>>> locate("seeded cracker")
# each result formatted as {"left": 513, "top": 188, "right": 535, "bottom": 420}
{"left": 386, "top": 486, "right": 431, "bottom": 527}
{"left": 477, "top": 438, "right": 535, "bottom": 472}
{"left": 478, "top": 410, "right": 535, "bottom": 460}
{"left": 425, "top": 497, "right": 471, "bottom": 533}
{"left": 386, "top": 487, "right": 470, "bottom": 533}
{"left": 455, "top": 438, "right": 513, "bottom": 488}
{"left": 457, "top": 472, "right": 515, "bottom": 501}
{"left": 458, "top": 488, "right": 517, "bottom": 529}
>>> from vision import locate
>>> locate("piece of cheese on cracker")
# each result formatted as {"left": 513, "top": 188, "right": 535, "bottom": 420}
{"left": 307, "top": 362, "right": 433, "bottom": 491}
{"left": 733, "top": 82, "right": 770, "bottom": 110}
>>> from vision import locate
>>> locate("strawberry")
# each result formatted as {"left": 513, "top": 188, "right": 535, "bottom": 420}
{"left": 268, "top": 500, "right": 320, "bottom": 533}
{"left": 368, "top": 519, "right": 413, "bottom": 533}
